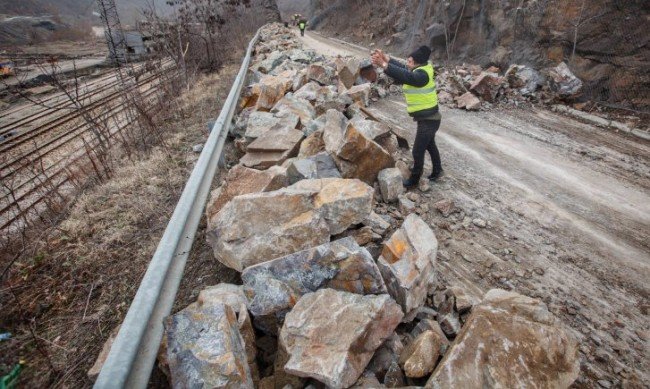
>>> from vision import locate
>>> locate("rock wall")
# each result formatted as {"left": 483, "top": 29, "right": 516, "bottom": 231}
{"left": 303, "top": 0, "right": 649, "bottom": 110}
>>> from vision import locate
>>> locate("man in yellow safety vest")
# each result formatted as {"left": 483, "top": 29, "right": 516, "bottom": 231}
{"left": 298, "top": 19, "right": 307, "bottom": 37}
{"left": 371, "top": 46, "right": 442, "bottom": 189}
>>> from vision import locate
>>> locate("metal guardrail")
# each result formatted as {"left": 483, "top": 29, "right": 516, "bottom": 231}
{"left": 94, "top": 28, "right": 261, "bottom": 388}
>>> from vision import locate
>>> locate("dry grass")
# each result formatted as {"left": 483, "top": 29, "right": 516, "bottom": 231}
{"left": 0, "top": 67, "right": 240, "bottom": 388}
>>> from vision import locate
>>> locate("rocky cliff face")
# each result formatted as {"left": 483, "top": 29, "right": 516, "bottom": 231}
{"left": 297, "top": 0, "right": 648, "bottom": 110}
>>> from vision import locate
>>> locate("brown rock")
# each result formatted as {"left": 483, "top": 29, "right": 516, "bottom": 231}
{"left": 350, "top": 117, "right": 392, "bottom": 141}
{"left": 298, "top": 129, "right": 325, "bottom": 157}
{"left": 335, "top": 57, "right": 360, "bottom": 89}
{"left": 344, "top": 84, "right": 372, "bottom": 106}
{"left": 280, "top": 289, "right": 403, "bottom": 388}
{"left": 307, "top": 63, "right": 336, "bottom": 86}
{"left": 272, "top": 93, "right": 316, "bottom": 125}
{"left": 377, "top": 214, "right": 438, "bottom": 314}
{"left": 455, "top": 92, "right": 481, "bottom": 110}
{"left": 426, "top": 289, "right": 580, "bottom": 388}
{"left": 469, "top": 72, "right": 502, "bottom": 102}
{"left": 432, "top": 199, "right": 455, "bottom": 217}
{"left": 241, "top": 125, "right": 304, "bottom": 169}
{"left": 205, "top": 164, "right": 288, "bottom": 220}
{"left": 244, "top": 111, "right": 299, "bottom": 139}
{"left": 384, "top": 362, "right": 405, "bottom": 387}
{"left": 252, "top": 74, "right": 294, "bottom": 110}
{"left": 399, "top": 330, "right": 440, "bottom": 378}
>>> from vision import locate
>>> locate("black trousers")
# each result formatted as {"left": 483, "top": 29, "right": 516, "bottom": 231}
{"left": 412, "top": 119, "right": 442, "bottom": 176}
{"left": 300, "top": 29, "right": 305, "bottom": 36}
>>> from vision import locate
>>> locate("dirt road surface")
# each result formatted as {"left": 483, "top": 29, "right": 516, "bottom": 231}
{"left": 300, "top": 30, "right": 650, "bottom": 387}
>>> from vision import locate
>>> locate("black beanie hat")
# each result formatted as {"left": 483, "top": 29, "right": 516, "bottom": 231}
{"left": 409, "top": 46, "right": 431, "bottom": 65}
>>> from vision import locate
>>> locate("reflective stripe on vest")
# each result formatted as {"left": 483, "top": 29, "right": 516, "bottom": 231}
{"left": 403, "top": 63, "right": 438, "bottom": 114}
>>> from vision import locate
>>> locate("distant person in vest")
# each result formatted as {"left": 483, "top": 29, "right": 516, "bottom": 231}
{"left": 298, "top": 19, "right": 307, "bottom": 37}
{"left": 371, "top": 46, "right": 442, "bottom": 189}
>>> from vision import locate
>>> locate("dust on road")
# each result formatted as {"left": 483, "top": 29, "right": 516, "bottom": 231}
{"left": 299, "top": 30, "right": 650, "bottom": 386}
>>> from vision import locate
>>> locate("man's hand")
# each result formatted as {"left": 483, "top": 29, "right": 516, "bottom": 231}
{"left": 371, "top": 49, "right": 389, "bottom": 69}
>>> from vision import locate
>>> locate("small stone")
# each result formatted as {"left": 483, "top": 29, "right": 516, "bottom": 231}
{"left": 433, "top": 199, "right": 455, "bottom": 217}
{"left": 399, "top": 330, "right": 440, "bottom": 378}
{"left": 378, "top": 168, "right": 405, "bottom": 203}
{"left": 455, "top": 92, "right": 481, "bottom": 111}
{"left": 383, "top": 362, "right": 405, "bottom": 387}
{"left": 438, "top": 312, "right": 462, "bottom": 337}
{"left": 472, "top": 218, "right": 487, "bottom": 228}
{"left": 192, "top": 144, "right": 204, "bottom": 153}
{"left": 398, "top": 195, "right": 416, "bottom": 215}
{"left": 362, "top": 211, "right": 391, "bottom": 235}
{"left": 597, "top": 379, "right": 612, "bottom": 388}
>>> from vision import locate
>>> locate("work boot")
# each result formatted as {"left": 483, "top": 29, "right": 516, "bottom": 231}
{"left": 403, "top": 171, "right": 422, "bottom": 189}
{"left": 428, "top": 169, "right": 444, "bottom": 181}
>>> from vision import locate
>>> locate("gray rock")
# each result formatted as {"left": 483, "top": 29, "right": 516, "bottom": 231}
{"left": 398, "top": 195, "right": 416, "bottom": 215}
{"left": 362, "top": 211, "right": 391, "bottom": 235}
{"left": 280, "top": 289, "right": 403, "bottom": 388}
{"left": 244, "top": 111, "right": 300, "bottom": 139}
{"left": 378, "top": 168, "right": 405, "bottom": 203}
{"left": 350, "top": 117, "right": 392, "bottom": 141}
{"left": 242, "top": 237, "right": 387, "bottom": 332}
{"left": 547, "top": 62, "right": 583, "bottom": 98}
{"left": 377, "top": 214, "right": 438, "bottom": 314}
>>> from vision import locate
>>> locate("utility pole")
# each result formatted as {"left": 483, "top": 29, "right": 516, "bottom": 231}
{"left": 97, "top": 0, "right": 127, "bottom": 66}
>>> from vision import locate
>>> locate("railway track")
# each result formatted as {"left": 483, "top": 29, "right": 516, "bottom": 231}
{"left": 0, "top": 60, "right": 177, "bottom": 232}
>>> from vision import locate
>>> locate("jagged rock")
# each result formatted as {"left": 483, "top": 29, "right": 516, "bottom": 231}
{"left": 365, "top": 333, "right": 404, "bottom": 382}
{"left": 207, "top": 178, "right": 373, "bottom": 271}
{"left": 252, "top": 51, "right": 288, "bottom": 74}
{"left": 293, "top": 69, "right": 309, "bottom": 91}
{"left": 455, "top": 92, "right": 481, "bottom": 110}
{"left": 244, "top": 111, "right": 299, "bottom": 139}
{"left": 272, "top": 93, "right": 316, "bottom": 125}
{"left": 206, "top": 165, "right": 288, "bottom": 219}
{"left": 347, "top": 226, "right": 375, "bottom": 245}
{"left": 351, "top": 372, "right": 383, "bottom": 388}
{"left": 437, "top": 90, "right": 454, "bottom": 105}
{"left": 288, "top": 48, "right": 314, "bottom": 64}
{"left": 274, "top": 346, "right": 307, "bottom": 388}
{"left": 303, "top": 114, "right": 327, "bottom": 137}
{"left": 398, "top": 195, "right": 416, "bottom": 215}
{"left": 307, "top": 63, "right": 336, "bottom": 85}
{"left": 350, "top": 117, "right": 392, "bottom": 141}
{"left": 165, "top": 303, "right": 253, "bottom": 388}
{"left": 432, "top": 199, "right": 455, "bottom": 217}
{"left": 426, "top": 289, "right": 580, "bottom": 388}
{"left": 399, "top": 330, "right": 440, "bottom": 378}
{"left": 286, "top": 152, "right": 341, "bottom": 184}
{"left": 377, "top": 214, "right": 438, "bottom": 314}
{"left": 323, "top": 109, "right": 394, "bottom": 184}
{"left": 438, "top": 310, "right": 462, "bottom": 338}
{"left": 362, "top": 211, "right": 391, "bottom": 235}
{"left": 251, "top": 74, "right": 294, "bottom": 110}
{"left": 505, "top": 65, "right": 543, "bottom": 96}
{"left": 280, "top": 289, "right": 403, "bottom": 388}
{"left": 294, "top": 81, "right": 347, "bottom": 115}
{"left": 289, "top": 178, "right": 374, "bottom": 234}
{"left": 469, "top": 72, "right": 503, "bottom": 102}
{"left": 384, "top": 362, "right": 405, "bottom": 387}
{"left": 446, "top": 286, "right": 477, "bottom": 313}
{"left": 378, "top": 168, "right": 405, "bottom": 203}
{"left": 547, "top": 62, "right": 583, "bottom": 98}
{"left": 344, "top": 84, "right": 372, "bottom": 106}
{"left": 241, "top": 125, "right": 304, "bottom": 169}
{"left": 377, "top": 134, "right": 400, "bottom": 156}
{"left": 298, "top": 129, "right": 325, "bottom": 157}
{"left": 242, "top": 237, "right": 387, "bottom": 332}
{"left": 335, "top": 57, "right": 360, "bottom": 89}
{"left": 411, "top": 319, "right": 449, "bottom": 355}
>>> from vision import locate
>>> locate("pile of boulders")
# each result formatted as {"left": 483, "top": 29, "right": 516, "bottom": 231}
{"left": 434, "top": 61, "right": 584, "bottom": 111}
{"left": 93, "top": 23, "right": 580, "bottom": 388}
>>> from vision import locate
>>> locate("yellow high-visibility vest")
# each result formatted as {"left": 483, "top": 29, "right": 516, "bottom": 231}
{"left": 403, "top": 62, "right": 438, "bottom": 113}
{"left": 299, "top": 22, "right": 306, "bottom": 29}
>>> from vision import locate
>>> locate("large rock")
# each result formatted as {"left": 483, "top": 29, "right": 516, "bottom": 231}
{"left": 164, "top": 303, "right": 253, "bottom": 388}
{"left": 547, "top": 62, "right": 583, "bottom": 98}
{"left": 455, "top": 91, "right": 481, "bottom": 110}
{"left": 272, "top": 93, "right": 316, "bottom": 125}
{"left": 469, "top": 72, "right": 502, "bottom": 102}
{"left": 335, "top": 57, "right": 360, "bottom": 89}
{"left": 207, "top": 178, "right": 373, "bottom": 271}
{"left": 242, "top": 237, "right": 387, "bottom": 331}
{"left": 251, "top": 50, "right": 287, "bottom": 74}
{"left": 505, "top": 65, "right": 544, "bottom": 96}
{"left": 307, "top": 63, "right": 336, "bottom": 86}
{"left": 294, "top": 81, "right": 349, "bottom": 115}
{"left": 350, "top": 117, "right": 392, "bottom": 141}
{"left": 240, "top": 125, "right": 304, "bottom": 169}
{"left": 244, "top": 111, "right": 299, "bottom": 139}
{"left": 280, "top": 289, "right": 403, "bottom": 388}
{"left": 343, "top": 84, "right": 371, "bottom": 106}
{"left": 298, "top": 129, "right": 325, "bottom": 157}
{"left": 206, "top": 164, "right": 288, "bottom": 220}
{"left": 286, "top": 152, "right": 341, "bottom": 184}
{"left": 377, "top": 214, "right": 438, "bottom": 314}
{"left": 323, "top": 109, "right": 394, "bottom": 184}
{"left": 251, "top": 74, "right": 294, "bottom": 110}
{"left": 426, "top": 289, "right": 580, "bottom": 388}
{"left": 378, "top": 168, "right": 404, "bottom": 203}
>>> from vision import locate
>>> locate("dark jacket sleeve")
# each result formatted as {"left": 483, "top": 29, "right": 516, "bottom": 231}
{"left": 384, "top": 59, "right": 429, "bottom": 87}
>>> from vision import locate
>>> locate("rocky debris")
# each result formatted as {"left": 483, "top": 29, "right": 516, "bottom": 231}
{"left": 362, "top": 211, "right": 391, "bottom": 235}
{"left": 343, "top": 84, "right": 372, "bottom": 106}
{"left": 240, "top": 124, "right": 304, "bottom": 169}
{"left": 287, "top": 48, "right": 315, "bottom": 64}
{"left": 272, "top": 93, "right": 316, "bottom": 125}
{"left": 547, "top": 62, "right": 583, "bottom": 98}
{"left": 445, "top": 286, "right": 478, "bottom": 314}
{"left": 164, "top": 302, "right": 253, "bottom": 388}
{"left": 251, "top": 74, "right": 294, "bottom": 110}
{"left": 384, "top": 362, "right": 406, "bottom": 387}
{"left": 335, "top": 57, "right": 360, "bottom": 89}
{"left": 303, "top": 113, "right": 327, "bottom": 137}
{"left": 206, "top": 164, "right": 288, "bottom": 219}
{"left": 307, "top": 64, "right": 336, "bottom": 86}
{"left": 377, "top": 214, "right": 438, "bottom": 314}
{"left": 454, "top": 91, "right": 481, "bottom": 111}
{"left": 438, "top": 310, "right": 462, "bottom": 338}
{"left": 469, "top": 72, "right": 503, "bottom": 102}
{"left": 242, "top": 237, "right": 386, "bottom": 331}
{"left": 242, "top": 111, "right": 299, "bottom": 139}
{"left": 279, "top": 289, "right": 403, "bottom": 388}
{"left": 378, "top": 168, "right": 404, "bottom": 203}
{"left": 323, "top": 109, "right": 395, "bottom": 184}
{"left": 399, "top": 330, "right": 440, "bottom": 378}
{"left": 298, "top": 129, "right": 325, "bottom": 157}
{"left": 285, "top": 152, "right": 341, "bottom": 183}
{"left": 432, "top": 199, "right": 455, "bottom": 217}
{"left": 472, "top": 218, "right": 487, "bottom": 228}
{"left": 505, "top": 65, "right": 544, "bottom": 96}
{"left": 294, "top": 81, "right": 349, "bottom": 115}
{"left": 251, "top": 50, "right": 288, "bottom": 74}
{"left": 398, "top": 194, "right": 416, "bottom": 214}
{"left": 426, "top": 289, "right": 580, "bottom": 388}
{"left": 350, "top": 117, "right": 392, "bottom": 141}
{"left": 207, "top": 178, "right": 373, "bottom": 271}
